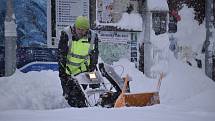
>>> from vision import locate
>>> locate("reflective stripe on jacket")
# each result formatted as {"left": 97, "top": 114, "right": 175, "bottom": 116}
{"left": 66, "top": 38, "right": 91, "bottom": 75}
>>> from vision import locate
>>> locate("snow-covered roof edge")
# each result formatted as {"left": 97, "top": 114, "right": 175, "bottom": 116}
{"left": 96, "top": 13, "right": 143, "bottom": 31}
{"left": 147, "top": 0, "right": 169, "bottom": 11}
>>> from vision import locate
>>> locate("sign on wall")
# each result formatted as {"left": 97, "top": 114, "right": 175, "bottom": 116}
{"left": 50, "top": 0, "right": 89, "bottom": 48}
{"left": 98, "top": 31, "right": 139, "bottom": 66}
{"left": 98, "top": 31, "right": 130, "bottom": 44}
{"left": 96, "top": 0, "right": 139, "bottom": 24}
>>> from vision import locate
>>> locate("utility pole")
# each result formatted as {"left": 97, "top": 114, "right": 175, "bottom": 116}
{"left": 205, "top": 0, "right": 214, "bottom": 80}
{"left": 4, "top": 0, "right": 17, "bottom": 76}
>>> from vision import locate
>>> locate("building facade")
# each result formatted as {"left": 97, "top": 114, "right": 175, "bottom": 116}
{"left": 48, "top": 0, "right": 142, "bottom": 67}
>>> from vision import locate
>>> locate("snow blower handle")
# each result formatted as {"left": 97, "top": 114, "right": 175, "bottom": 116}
{"left": 156, "top": 72, "right": 164, "bottom": 92}
{"left": 121, "top": 75, "right": 129, "bottom": 94}
{"left": 88, "top": 31, "right": 99, "bottom": 72}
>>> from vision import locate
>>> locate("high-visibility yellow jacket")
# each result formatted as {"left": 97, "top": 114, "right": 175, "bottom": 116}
{"left": 66, "top": 38, "right": 91, "bottom": 75}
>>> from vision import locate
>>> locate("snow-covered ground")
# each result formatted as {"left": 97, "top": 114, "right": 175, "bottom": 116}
{"left": 0, "top": 5, "right": 215, "bottom": 121}
{"left": 0, "top": 52, "right": 215, "bottom": 121}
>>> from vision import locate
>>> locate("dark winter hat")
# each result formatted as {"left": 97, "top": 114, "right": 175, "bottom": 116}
{"left": 75, "top": 16, "right": 90, "bottom": 30}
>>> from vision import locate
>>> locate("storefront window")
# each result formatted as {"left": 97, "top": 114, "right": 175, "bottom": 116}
{"left": 168, "top": 15, "right": 177, "bottom": 33}
{"left": 152, "top": 12, "right": 167, "bottom": 35}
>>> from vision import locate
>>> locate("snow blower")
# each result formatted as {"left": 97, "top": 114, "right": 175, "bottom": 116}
{"left": 75, "top": 63, "right": 163, "bottom": 108}
{"left": 76, "top": 62, "right": 127, "bottom": 107}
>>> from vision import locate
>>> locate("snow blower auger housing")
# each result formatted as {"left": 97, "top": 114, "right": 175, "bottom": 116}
{"left": 98, "top": 63, "right": 162, "bottom": 108}
{"left": 114, "top": 74, "right": 161, "bottom": 108}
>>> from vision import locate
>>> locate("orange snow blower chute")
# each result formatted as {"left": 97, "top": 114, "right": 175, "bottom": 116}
{"left": 114, "top": 73, "right": 163, "bottom": 108}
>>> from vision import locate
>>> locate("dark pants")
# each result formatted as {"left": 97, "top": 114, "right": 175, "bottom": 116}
{"left": 60, "top": 74, "right": 87, "bottom": 108}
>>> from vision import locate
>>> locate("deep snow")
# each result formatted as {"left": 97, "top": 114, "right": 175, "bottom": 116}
{"left": 0, "top": 51, "right": 215, "bottom": 121}
{"left": 0, "top": 4, "right": 215, "bottom": 121}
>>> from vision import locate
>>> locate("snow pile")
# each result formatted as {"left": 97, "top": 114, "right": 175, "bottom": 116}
{"left": 117, "top": 13, "right": 143, "bottom": 31}
{"left": 0, "top": 56, "right": 214, "bottom": 111}
{"left": 0, "top": 2, "right": 215, "bottom": 121}
{"left": 0, "top": 70, "right": 68, "bottom": 110}
{"left": 97, "top": 13, "right": 143, "bottom": 31}
{"left": 158, "top": 6, "right": 215, "bottom": 110}
{"left": 113, "top": 58, "right": 158, "bottom": 93}
{"left": 0, "top": 55, "right": 215, "bottom": 121}
{"left": 174, "top": 5, "right": 206, "bottom": 54}
{"left": 147, "top": 0, "right": 169, "bottom": 11}
{"left": 151, "top": 33, "right": 169, "bottom": 49}
{"left": 0, "top": 5, "right": 215, "bottom": 113}
{"left": 160, "top": 53, "right": 215, "bottom": 109}
{"left": 150, "top": 33, "right": 170, "bottom": 76}
{"left": 112, "top": 56, "right": 215, "bottom": 112}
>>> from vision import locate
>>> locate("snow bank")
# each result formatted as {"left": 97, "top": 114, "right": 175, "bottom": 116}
{"left": 113, "top": 58, "right": 158, "bottom": 93}
{"left": 117, "top": 13, "right": 143, "bottom": 31}
{"left": 160, "top": 53, "right": 215, "bottom": 106}
{"left": 0, "top": 4, "right": 215, "bottom": 114}
{"left": 0, "top": 70, "right": 68, "bottom": 110}
{"left": 174, "top": 5, "right": 206, "bottom": 54}
{"left": 1, "top": 56, "right": 215, "bottom": 111}
{"left": 157, "top": 6, "right": 215, "bottom": 109}
{"left": 181, "top": 89, "right": 215, "bottom": 112}
{"left": 150, "top": 33, "right": 170, "bottom": 76}
{"left": 147, "top": 0, "right": 169, "bottom": 11}
{"left": 112, "top": 56, "right": 215, "bottom": 112}
{"left": 97, "top": 13, "right": 143, "bottom": 31}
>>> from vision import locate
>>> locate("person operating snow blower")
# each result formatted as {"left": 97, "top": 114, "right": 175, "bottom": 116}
{"left": 58, "top": 16, "right": 99, "bottom": 107}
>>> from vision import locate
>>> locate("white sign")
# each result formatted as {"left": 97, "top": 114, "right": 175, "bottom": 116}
{"left": 96, "top": 0, "right": 139, "bottom": 24}
{"left": 98, "top": 31, "right": 130, "bottom": 44}
{"left": 51, "top": 0, "right": 89, "bottom": 48}
{"left": 97, "top": 0, "right": 114, "bottom": 23}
